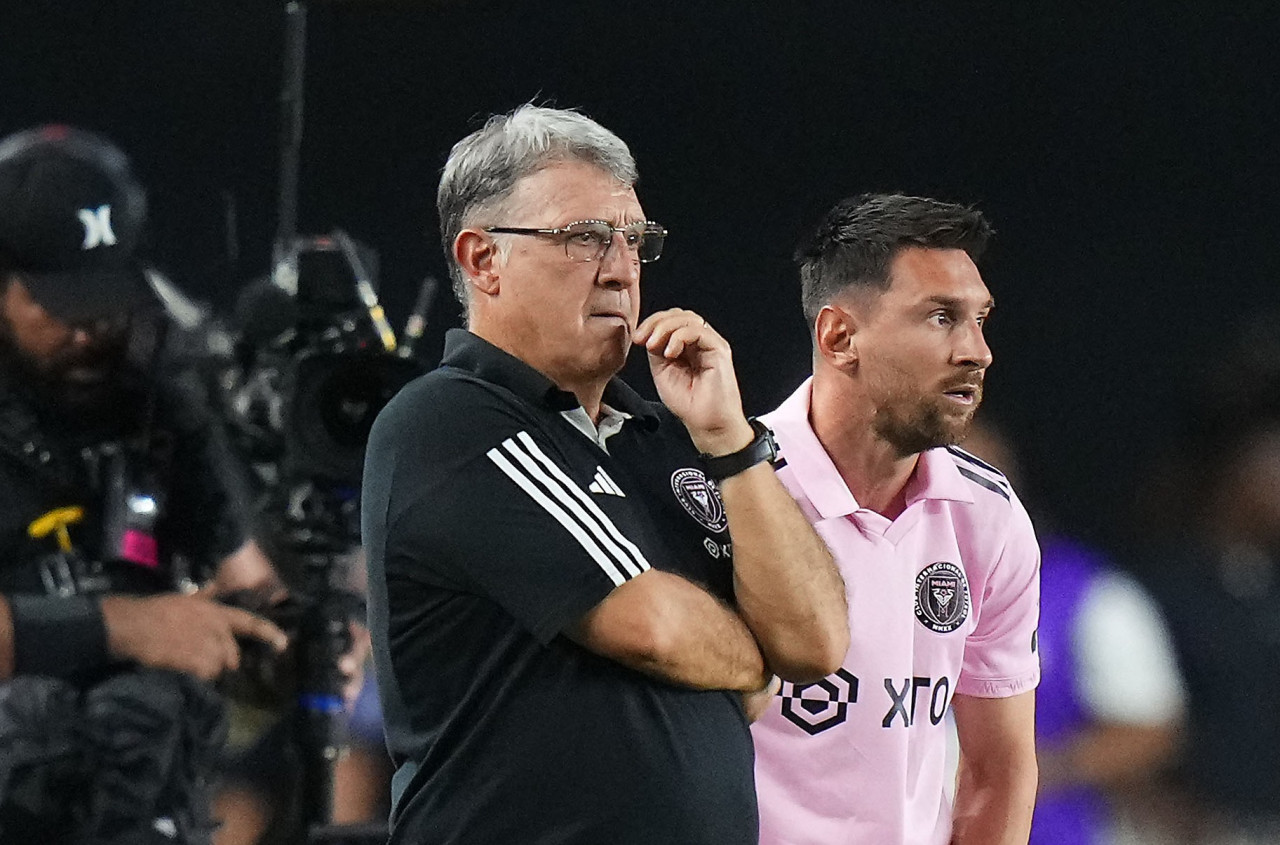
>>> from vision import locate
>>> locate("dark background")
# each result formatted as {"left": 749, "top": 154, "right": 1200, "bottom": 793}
{"left": 4, "top": 1, "right": 1278, "bottom": 548}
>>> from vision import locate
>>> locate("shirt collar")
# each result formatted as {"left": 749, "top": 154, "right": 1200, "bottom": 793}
{"left": 904, "top": 447, "right": 975, "bottom": 507}
{"left": 440, "top": 329, "right": 660, "bottom": 427}
{"left": 765, "top": 378, "right": 973, "bottom": 521}
{"left": 561, "top": 404, "right": 631, "bottom": 452}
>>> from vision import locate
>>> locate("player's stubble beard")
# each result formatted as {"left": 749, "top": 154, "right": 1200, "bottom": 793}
{"left": 871, "top": 371, "right": 984, "bottom": 458}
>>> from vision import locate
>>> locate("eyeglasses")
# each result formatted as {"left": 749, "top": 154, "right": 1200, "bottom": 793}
{"left": 483, "top": 219, "right": 668, "bottom": 264}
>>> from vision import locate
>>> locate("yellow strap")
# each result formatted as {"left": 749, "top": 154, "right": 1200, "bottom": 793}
{"left": 27, "top": 506, "right": 85, "bottom": 553}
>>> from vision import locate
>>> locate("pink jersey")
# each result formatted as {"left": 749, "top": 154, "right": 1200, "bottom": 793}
{"left": 752, "top": 380, "right": 1041, "bottom": 845}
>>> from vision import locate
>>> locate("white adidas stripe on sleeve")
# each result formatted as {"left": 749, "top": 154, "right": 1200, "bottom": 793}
{"left": 514, "top": 432, "right": 650, "bottom": 573}
{"left": 486, "top": 432, "right": 650, "bottom": 584}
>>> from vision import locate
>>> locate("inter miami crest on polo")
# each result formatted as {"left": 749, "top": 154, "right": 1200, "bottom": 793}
{"left": 914, "top": 561, "right": 971, "bottom": 633}
{"left": 669, "top": 467, "right": 727, "bottom": 533}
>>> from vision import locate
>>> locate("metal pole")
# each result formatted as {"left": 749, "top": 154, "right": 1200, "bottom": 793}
{"left": 275, "top": 1, "right": 308, "bottom": 268}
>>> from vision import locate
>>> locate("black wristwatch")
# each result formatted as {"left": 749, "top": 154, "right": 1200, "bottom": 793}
{"left": 700, "top": 417, "right": 779, "bottom": 482}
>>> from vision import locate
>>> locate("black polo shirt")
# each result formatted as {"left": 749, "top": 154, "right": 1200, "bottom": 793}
{"left": 363, "top": 329, "right": 757, "bottom": 845}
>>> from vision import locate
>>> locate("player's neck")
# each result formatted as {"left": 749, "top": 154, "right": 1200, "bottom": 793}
{"left": 574, "top": 388, "right": 607, "bottom": 423}
{"left": 809, "top": 381, "right": 918, "bottom": 519}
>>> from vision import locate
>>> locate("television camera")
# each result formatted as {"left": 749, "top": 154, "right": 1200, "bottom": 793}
{"left": 214, "top": 231, "right": 427, "bottom": 834}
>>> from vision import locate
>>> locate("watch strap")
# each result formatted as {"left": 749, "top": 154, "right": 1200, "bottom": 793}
{"left": 700, "top": 418, "right": 778, "bottom": 482}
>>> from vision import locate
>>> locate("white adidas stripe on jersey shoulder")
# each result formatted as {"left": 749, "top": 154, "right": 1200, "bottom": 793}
{"left": 592, "top": 467, "right": 625, "bottom": 497}
{"left": 588, "top": 468, "right": 625, "bottom": 497}
{"left": 487, "top": 431, "right": 650, "bottom": 586}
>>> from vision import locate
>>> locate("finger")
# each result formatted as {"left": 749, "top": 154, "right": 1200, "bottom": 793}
{"left": 658, "top": 325, "right": 713, "bottom": 359}
{"left": 648, "top": 314, "right": 726, "bottom": 352}
{"left": 349, "top": 624, "right": 373, "bottom": 662}
{"left": 642, "top": 318, "right": 695, "bottom": 354}
{"left": 221, "top": 605, "right": 290, "bottom": 652}
{"left": 213, "top": 634, "right": 237, "bottom": 678}
{"left": 205, "top": 614, "right": 242, "bottom": 674}
{"left": 635, "top": 308, "right": 701, "bottom": 343}
{"left": 221, "top": 629, "right": 241, "bottom": 673}
{"left": 343, "top": 675, "right": 364, "bottom": 709}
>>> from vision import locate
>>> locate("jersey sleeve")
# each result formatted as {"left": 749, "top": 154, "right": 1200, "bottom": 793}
{"left": 365, "top": 378, "right": 650, "bottom": 645}
{"left": 957, "top": 490, "right": 1041, "bottom": 698}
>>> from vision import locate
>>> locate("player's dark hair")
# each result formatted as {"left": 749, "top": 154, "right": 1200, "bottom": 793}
{"left": 795, "top": 193, "right": 993, "bottom": 326}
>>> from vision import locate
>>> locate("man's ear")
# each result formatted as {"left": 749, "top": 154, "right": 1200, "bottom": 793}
{"left": 453, "top": 230, "right": 501, "bottom": 296}
{"left": 814, "top": 304, "right": 859, "bottom": 370}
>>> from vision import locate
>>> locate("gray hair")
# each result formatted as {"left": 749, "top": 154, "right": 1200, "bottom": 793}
{"left": 437, "top": 104, "right": 638, "bottom": 311}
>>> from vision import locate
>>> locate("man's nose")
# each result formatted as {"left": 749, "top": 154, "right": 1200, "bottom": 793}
{"left": 597, "top": 232, "right": 640, "bottom": 289}
{"left": 953, "top": 321, "right": 993, "bottom": 369}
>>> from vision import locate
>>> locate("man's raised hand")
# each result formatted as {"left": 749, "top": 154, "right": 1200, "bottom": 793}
{"left": 633, "top": 308, "right": 753, "bottom": 457}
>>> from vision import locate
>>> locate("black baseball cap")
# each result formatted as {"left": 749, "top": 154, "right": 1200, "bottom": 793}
{"left": 0, "top": 125, "right": 156, "bottom": 322}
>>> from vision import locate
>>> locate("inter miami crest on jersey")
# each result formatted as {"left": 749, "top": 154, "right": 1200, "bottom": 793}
{"left": 914, "top": 561, "right": 970, "bottom": 633}
{"left": 669, "top": 467, "right": 728, "bottom": 533}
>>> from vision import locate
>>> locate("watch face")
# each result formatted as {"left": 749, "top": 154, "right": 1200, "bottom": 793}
{"left": 749, "top": 418, "right": 778, "bottom": 462}
{"left": 760, "top": 426, "right": 779, "bottom": 462}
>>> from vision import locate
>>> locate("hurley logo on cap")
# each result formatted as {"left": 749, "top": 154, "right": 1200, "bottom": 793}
{"left": 78, "top": 204, "right": 117, "bottom": 250}
{"left": 0, "top": 125, "right": 156, "bottom": 321}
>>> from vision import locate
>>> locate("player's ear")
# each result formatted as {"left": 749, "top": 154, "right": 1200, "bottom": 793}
{"left": 815, "top": 304, "right": 858, "bottom": 370}
{"left": 454, "top": 229, "right": 501, "bottom": 296}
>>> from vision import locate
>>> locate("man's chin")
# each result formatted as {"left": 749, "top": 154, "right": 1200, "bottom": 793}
{"left": 935, "top": 412, "right": 979, "bottom": 449}
{"left": 596, "top": 342, "right": 630, "bottom": 380}
{"left": 878, "top": 404, "right": 978, "bottom": 456}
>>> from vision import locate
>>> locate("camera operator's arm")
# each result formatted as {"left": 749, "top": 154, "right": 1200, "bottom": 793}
{"left": 100, "top": 590, "right": 287, "bottom": 681}
{"left": 0, "top": 588, "right": 285, "bottom": 682}
{"left": 212, "top": 539, "right": 369, "bottom": 704}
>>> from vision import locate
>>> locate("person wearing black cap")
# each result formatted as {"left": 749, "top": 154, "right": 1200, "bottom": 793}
{"left": 0, "top": 125, "right": 288, "bottom": 844}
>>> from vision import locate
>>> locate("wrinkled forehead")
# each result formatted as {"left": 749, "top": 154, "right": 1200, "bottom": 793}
{"left": 503, "top": 160, "right": 642, "bottom": 224}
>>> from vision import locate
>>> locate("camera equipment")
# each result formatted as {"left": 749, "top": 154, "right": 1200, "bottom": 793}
{"left": 216, "top": 225, "right": 423, "bottom": 841}
{"left": 229, "top": 232, "right": 422, "bottom": 489}
{"left": 212, "top": 4, "right": 430, "bottom": 837}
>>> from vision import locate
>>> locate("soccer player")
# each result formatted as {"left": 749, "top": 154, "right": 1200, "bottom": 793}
{"left": 751, "top": 193, "right": 1040, "bottom": 845}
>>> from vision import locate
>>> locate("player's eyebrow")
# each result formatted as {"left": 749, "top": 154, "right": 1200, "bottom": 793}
{"left": 924, "top": 295, "right": 995, "bottom": 310}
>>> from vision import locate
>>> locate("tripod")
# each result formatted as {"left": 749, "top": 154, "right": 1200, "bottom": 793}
{"left": 265, "top": 480, "right": 388, "bottom": 844}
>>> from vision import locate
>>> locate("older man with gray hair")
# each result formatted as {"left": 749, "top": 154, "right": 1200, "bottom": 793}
{"left": 362, "top": 104, "right": 849, "bottom": 843}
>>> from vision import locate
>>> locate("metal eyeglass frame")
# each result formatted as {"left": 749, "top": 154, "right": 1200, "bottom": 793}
{"left": 483, "top": 219, "right": 668, "bottom": 263}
